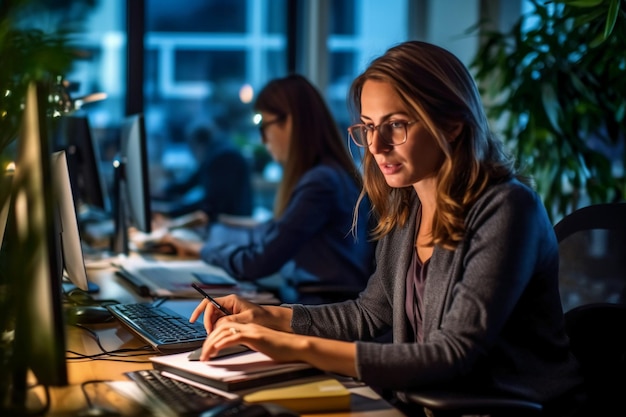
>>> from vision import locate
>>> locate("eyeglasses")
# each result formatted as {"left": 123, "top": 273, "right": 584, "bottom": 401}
{"left": 347, "top": 120, "right": 417, "bottom": 147}
{"left": 258, "top": 117, "right": 284, "bottom": 135}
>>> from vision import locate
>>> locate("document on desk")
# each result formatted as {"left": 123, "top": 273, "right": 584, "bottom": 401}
{"left": 112, "top": 257, "right": 241, "bottom": 298}
{"left": 150, "top": 350, "right": 320, "bottom": 392}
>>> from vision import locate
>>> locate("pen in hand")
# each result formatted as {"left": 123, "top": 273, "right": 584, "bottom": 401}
{"left": 191, "top": 282, "right": 232, "bottom": 316}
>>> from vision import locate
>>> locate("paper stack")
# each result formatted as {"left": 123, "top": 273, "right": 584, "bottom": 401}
{"left": 150, "top": 350, "right": 319, "bottom": 392}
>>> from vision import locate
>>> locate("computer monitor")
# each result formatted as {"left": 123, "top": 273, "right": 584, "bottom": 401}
{"left": 52, "top": 115, "right": 110, "bottom": 216}
{"left": 50, "top": 150, "right": 92, "bottom": 293}
{"left": 110, "top": 113, "right": 152, "bottom": 255}
{"left": 4, "top": 83, "right": 68, "bottom": 412}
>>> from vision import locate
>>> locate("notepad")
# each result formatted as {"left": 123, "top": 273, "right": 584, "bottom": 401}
{"left": 150, "top": 350, "right": 319, "bottom": 391}
{"left": 243, "top": 377, "right": 351, "bottom": 413}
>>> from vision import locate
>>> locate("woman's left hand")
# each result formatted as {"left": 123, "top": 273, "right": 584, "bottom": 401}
{"left": 199, "top": 321, "right": 305, "bottom": 362}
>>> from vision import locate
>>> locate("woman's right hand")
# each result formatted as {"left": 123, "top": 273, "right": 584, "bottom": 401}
{"left": 189, "top": 294, "right": 293, "bottom": 334}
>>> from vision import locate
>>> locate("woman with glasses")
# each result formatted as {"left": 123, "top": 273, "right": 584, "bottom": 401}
{"left": 162, "top": 74, "right": 376, "bottom": 304}
{"left": 189, "top": 42, "right": 585, "bottom": 416}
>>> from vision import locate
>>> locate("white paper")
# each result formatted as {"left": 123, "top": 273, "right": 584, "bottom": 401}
{"left": 150, "top": 350, "right": 313, "bottom": 383}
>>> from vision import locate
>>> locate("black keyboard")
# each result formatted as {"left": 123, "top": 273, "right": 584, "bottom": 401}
{"left": 106, "top": 302, "right": 207, "bottom": 353}
{"left": 126, "top": 368, "right": 243, "bottom": 417}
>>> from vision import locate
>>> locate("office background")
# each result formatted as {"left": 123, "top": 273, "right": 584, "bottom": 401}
{"left": 9, "top": 0, "right": 621, "bottom": 311}
{"left": 57, "top": 0, "right": 529, "bottom": 218}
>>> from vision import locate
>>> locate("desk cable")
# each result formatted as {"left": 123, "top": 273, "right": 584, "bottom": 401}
{"left": 79, "top": 379, "right": 120, "bottom": 417}
{"left": 67, "top": 323, "right": 154, "bottom": 363}
{"left": 63, "top": 287, "right": 120, "bottom": 308}
{"left": 65, "top": 295, "right": 173, "bottom": 362}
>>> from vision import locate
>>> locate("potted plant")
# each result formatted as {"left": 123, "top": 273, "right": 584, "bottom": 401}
{"left": 469, "top": 0, "right": 625, "bottom": 220}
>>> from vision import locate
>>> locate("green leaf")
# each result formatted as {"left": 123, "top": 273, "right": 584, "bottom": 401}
{"left": 603, "top": 0, "right": 620, "bottom": 38}
{"left": 541, "top": 83, "right": 563, "bottom": 134}
{"left": 589, "top": 32, "right": 608, "bottom": 47}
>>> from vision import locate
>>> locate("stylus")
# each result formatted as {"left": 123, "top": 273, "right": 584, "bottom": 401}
{"left": 191, "top": 282, "right": 232, "bottom": 315}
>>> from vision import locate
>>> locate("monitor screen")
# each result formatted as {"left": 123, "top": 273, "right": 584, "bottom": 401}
{"left": 52, "top": 115, "right": 110, "bottom": 215}
{"left": 111, "top": 113, "right": 152, "bottom": 255}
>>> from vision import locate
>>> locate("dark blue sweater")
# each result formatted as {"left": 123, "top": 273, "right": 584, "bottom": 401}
{"left": 199, "top": 161, "right": 376, "bottom": 303}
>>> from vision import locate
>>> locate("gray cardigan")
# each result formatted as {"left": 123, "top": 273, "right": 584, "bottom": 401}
{"left": 291, "top": 179, "right": 583, "bottom": 403}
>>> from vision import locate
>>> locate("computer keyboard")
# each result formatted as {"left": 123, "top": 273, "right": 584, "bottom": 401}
{"left": 126, "top": 369, "right": 295, "bottom": 417}
{"left": 106, "top": 302, "right": 207, "bottom": 353}
{"left": 126, "top": 368, "right": 242, "bottom": 417}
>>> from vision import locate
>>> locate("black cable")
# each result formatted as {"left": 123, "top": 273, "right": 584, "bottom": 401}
{"left": 67, "top": 351, "right": 152, "bottom": 363}
{"left": 66, "top": 295, "right": 186, "bottom": 363}
{"left": 63, "top": 287, "right": 120, "bottom": 307}
{"left": 80, "top": 379, "right": 119, "bottom": 414}
{"left": 68, "top": 322, "right": 154, "bottom": 362}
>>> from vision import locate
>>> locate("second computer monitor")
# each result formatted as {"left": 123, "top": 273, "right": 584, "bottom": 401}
{"left": 53, "top": 115, "right": 110, "bottom": 214}
{"left": 111, "top": 113, "right": 152, "bottom": 255}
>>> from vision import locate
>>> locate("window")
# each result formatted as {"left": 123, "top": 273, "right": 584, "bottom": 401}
{"left": 58, "top": 0, "right": 521, "bottom": 219}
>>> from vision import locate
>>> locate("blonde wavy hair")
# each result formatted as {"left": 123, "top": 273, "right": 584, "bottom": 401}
{"left": 349, "top": 41, "right": 525, "bottom": 249}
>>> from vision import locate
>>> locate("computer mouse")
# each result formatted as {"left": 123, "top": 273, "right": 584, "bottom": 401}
{"left": 68, "top": 305, "right": 115, "bottom": 324}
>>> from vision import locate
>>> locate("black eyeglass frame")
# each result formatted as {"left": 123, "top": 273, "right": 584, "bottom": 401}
{"left": 258, "top": 116, "right": 286, "bottom": 134}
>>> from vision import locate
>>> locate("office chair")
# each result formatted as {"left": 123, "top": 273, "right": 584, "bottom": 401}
{"left": 564, "top": 302, "right": 626, "bottom": 416}
{"left": 555, "top": 202, "right": 626, "bottom": 416}
{"left": 554, "top": 202, "right": 626, "bottom": 310}
{"left": 553, "top": 202, "right": 626, "bottom": 242}
{"left": 403, "top": 202, "right": 626, "bottom": 416}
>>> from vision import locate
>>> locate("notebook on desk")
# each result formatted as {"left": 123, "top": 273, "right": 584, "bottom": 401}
{"left": 113, "top": 257, "right": 240, "bottom": 298}
{"left": 150, "top": 350, "right": 319, "bottom": 392}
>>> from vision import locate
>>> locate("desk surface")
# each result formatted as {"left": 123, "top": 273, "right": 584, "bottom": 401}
{"left": 36, "top": 264, "right": 404, "bottom": 416}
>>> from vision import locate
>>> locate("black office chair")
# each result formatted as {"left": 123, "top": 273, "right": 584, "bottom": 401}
{"left": 403, "top": 202, "right": 626, "bottom": 417}
{"left": 555, "top": 202, "right": 626, "bottom": 416}
{"left": 563, "top": 302, "right": 626, "bottom": 416}
{"left": 553, "top": 202, "right": 626, "bottom": 241}
{"left": 554, "top": 202, "right": 626, "bottom": 310}
{"left": 403, "top": 390, "right": 542, "bottom": 417}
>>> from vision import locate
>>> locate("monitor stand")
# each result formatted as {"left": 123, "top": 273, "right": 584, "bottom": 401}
{"left": 110, "top": 157, "right": 130, "bottom": 256}
{"left": 62, "top": 279, "right": 100, "bottom": 294}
